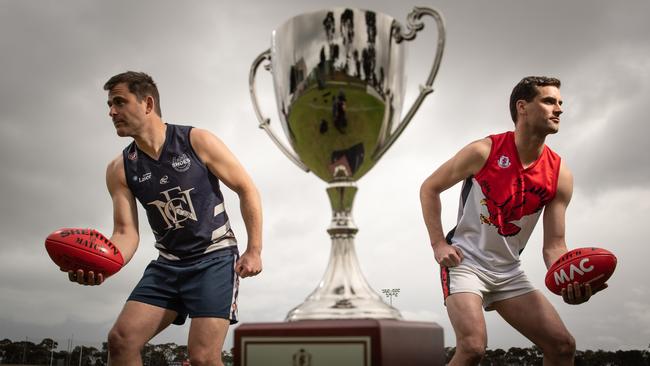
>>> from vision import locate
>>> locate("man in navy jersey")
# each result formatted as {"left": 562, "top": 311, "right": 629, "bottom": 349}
{"left": 420, "top": 76, "right": 605, "bottom": 365}
{"left": 67, "top": 71, "right": 262, "bottom": 366}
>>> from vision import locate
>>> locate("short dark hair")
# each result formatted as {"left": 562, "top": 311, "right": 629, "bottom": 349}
{"left": 104, "top": 71, "right": 162, "bottom": 117}
{"left": 509, "top": 76, "right": 561, "bottom": 122}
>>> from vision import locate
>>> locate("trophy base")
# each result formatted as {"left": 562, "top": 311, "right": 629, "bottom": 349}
{"left": 285, "top": 297, "right": 402, "bottom": 321}
{"left": 234, "top": 319, "right": 445, "bottom": 366}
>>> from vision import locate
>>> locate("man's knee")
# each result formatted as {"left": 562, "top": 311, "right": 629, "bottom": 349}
{"left": 542, "top": 332, "right": 576, "bottom": 360}
{"left": 189, "top": 348, "right": 222, "bottom": 366}
{"left": 556, "top": 333, "right": 576, "bottom": 358}
{"left": 107, "top": 326, "right": 143, "bottom": 356}
{"left": 456, "top": 336, "right": 486, "bottom": 363}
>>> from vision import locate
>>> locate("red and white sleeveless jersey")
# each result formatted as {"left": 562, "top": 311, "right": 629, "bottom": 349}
{"left": 447, "top": 131, "right": 561, "bottom": 276}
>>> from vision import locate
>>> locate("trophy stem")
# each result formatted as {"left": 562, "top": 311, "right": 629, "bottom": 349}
{"left": 285, "top": 180, "right": 402, "bottom": 321}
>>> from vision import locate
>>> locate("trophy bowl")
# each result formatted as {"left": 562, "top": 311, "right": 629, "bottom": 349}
{"left": 250, "top": 7, "right": 445, "bottom": 321}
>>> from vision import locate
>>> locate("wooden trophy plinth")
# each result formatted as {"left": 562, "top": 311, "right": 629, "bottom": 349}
{"left": 234, "top": 319, "right": 444, "bottom": 366}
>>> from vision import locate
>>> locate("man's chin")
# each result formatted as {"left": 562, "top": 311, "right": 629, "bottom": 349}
{"left": 114, "top": 127, "right": 130, "bottom": 137}
{"left": 546, "top": 122, "right": 560, "bottom": 134}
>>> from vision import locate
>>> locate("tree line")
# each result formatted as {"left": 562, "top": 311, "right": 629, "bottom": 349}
{"left": 0, "top": 338, "right": 233, "bottom": 366}
{"left": 1, "top": 338, "right": 648, "bottom": 365}
{"left": 444, "top": 346, "right": 650, "bottom": 365}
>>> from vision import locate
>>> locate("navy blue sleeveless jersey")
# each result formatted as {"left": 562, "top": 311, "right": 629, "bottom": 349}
{"left": 122, "top": 124, "right": 237, "bottom": 261}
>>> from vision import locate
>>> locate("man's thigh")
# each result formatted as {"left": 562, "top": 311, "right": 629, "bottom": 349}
{"left": 492, "top": 290, "right": 571, "bottom": 347}
{"left": 446, "top": 292, "right": 487, "bottom": 343}
{"left": 188, "top": 317, "right": 230, "bottom": 357}
{"left": 111, "top": 300, "right": 178, "bottom": 345}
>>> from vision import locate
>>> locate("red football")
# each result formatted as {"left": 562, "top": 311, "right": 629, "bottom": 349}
{"left": 545, "top": 247, "right": 616, "bottom": 295}
{"left": 45, "top": 228, "right": 124, "bottom": 277}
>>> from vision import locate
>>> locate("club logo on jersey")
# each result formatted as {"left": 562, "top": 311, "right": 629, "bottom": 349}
{"left": 171, "top": 153, "right": 191, "bottom": 172}
{"left": 479, "top": 177, "right": 551, "bottom": 237}
{"left": 497, "top": 155, "right": 511, "bottom": 168}
{"left": 160, "top": 175, "right": 169, "bottom": 184}
{"left": 147, "top": 186, "right": 198, "bottom": 230}
{"left": 128, "top": 150, "right": 138, "bottom": 161}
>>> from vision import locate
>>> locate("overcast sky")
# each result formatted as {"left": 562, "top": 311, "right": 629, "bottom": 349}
{"left": 1, "top": 0, "right": 649, "bottom": 354}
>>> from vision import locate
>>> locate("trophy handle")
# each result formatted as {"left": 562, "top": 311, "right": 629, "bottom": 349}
{"left": 249, "top": 49, "right": 310, "bottom": 172}
{"left": 373, "top": 7, "right": 446, "bottom": 161}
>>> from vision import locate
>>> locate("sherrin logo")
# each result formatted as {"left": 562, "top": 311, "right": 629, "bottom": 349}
{"left": 497, "top": 155, "right": 511, "bottom": 168}
{"left": 171, "top": 153, "right": 191, "bottom": 172}
{"left": 553, "top": 258, "right": 595, "bottom": 286}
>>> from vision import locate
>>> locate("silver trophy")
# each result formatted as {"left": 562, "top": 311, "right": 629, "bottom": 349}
{"left": 250, "top": 7, "right": 445, "bottom": 321}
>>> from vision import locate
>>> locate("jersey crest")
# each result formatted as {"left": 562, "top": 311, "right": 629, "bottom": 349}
{"left": 147, "top": 186, "right": 198, "bottom": 230}
{"left": 478, "top": 177, "right": 552, "bottom": 236}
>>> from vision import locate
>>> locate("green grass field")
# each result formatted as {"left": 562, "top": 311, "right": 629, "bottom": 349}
{"left": 287, "top": 84, "right": 386, "bottom": 182}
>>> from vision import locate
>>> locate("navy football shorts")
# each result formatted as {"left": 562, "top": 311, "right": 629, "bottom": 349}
{"left": 128, "top": 249, "right": 240, "bottom": 325}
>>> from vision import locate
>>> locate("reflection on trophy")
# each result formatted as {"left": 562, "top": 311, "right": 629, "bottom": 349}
{"left": 250, "top": 7, "right": 445, "bottom": 321}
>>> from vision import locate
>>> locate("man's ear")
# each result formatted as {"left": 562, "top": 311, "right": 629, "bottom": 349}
{"left": 516, "top": 99, "right": 527, "bottom": 119}
{"left": 145, "top": 95, "right": 155, "bottom": 115}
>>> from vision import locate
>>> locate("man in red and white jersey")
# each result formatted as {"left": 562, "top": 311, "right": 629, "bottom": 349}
{"left": 420, "top": 76, "right": 603, "bottom": 365}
